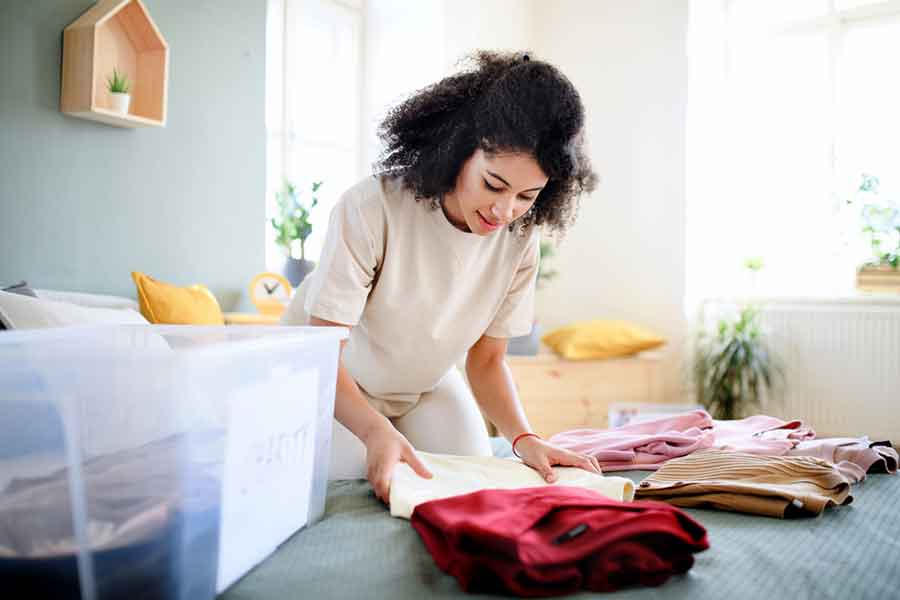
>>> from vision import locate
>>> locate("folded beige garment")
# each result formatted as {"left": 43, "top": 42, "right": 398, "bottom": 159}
{"left": 635, "top": 449, "right": 854, "bottom": 518}
{"left": 389, "top": 452, "right": 636, "bottom": 519}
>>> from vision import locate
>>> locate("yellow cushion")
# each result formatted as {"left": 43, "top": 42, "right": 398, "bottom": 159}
{"left": 131, "top": 271, "right": 224, "bottom": 325}
{"left": 541, "top": 320, "right": 665, "bottom": 360}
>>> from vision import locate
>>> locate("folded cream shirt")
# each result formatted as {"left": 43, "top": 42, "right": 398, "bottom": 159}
{"left": 389, "top": 452, "right": 636, "bottom": 519}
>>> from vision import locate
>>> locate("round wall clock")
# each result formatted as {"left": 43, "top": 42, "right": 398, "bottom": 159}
{"left": 249, "top": 271, "right": 293, "bottom": 315}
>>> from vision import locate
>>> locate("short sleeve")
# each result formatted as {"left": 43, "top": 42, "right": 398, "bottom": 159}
{"left": 303, "top": 187, "right": 384, "bottom": 325}
{"left": 484, "top": 231, "right": 540, "bottom": 338}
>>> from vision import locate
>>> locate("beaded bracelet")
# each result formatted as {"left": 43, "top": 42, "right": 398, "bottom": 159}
{"left": 512, "top": 432, "right": 541, "bottom": 458}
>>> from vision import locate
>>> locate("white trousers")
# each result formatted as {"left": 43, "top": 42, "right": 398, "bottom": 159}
{"left": 329, "top": 368, "right": 493, "bottom": 480}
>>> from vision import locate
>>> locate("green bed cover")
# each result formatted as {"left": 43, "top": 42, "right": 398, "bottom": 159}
{"left": 221, "top": 440, "right": 900, "bottom": 600}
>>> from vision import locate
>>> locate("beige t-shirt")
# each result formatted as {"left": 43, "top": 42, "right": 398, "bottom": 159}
{"left": 285, "top": 175, "right": 539, "bottom": 417}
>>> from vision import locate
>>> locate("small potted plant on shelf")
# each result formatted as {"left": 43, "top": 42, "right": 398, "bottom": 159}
{"left": 847, "top": 174, "right": 900, "bottom": 293}
{"left": 507, "top": 238, "right": 558, "bottom": 356}
{"left": 691, "top": 260, "right": 784, "bottom": 420}
{"left": 271, "top": 179, "right": 322, "bottom": 287}
{"left": 106, "top": 67, "right": 132, "bottom": 115}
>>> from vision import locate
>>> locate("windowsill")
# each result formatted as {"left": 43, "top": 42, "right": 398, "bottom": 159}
{"left": 702, "top": 293, "right": 900, "bottom": 306}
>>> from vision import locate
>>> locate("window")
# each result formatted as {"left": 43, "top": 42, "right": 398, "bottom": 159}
{"left": 266, "top": 0, "right": 364, "bottom": 269}
{"left": 687, "top": 0, "right": 900, "bottom": 302}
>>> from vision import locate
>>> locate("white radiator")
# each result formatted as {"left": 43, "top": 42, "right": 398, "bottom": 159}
{"left": 700, "top": 298, "right": 900, "bottom": 442}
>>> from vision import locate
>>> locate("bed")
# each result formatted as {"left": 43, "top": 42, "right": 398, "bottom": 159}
{"left": 220, "top": 438, "right": 900, "bottom": 600}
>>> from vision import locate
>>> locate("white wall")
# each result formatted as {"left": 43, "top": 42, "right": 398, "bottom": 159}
{"left": 440, "top": 0, "right": 536, "bottom": 70}
{"left": 363, "top": 0, "right": 536, "bottom": 168}
{"left": 365, "top": 0, "right": 690, "bottom": 402}
{"left": 530, "top": 0, "right": 689, "bottom": 402}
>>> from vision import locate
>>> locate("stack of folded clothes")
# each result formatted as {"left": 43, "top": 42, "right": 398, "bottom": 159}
{"left": 633, "top": 450, "right": 854, "bottom": 518}
{"left": 390, "top": 451, "right": 707, "bottom": 596}
{"left": 390, "top": 412, "right": 897, "bottom": 596}
{"left": 547, "top": 410, "right": 897, "bottom": 518}
{"left": 411, "top": 486, "right": 709, "bottom": 596}
{"left": 549, "top": 410, "right": 897, "bottom": 480}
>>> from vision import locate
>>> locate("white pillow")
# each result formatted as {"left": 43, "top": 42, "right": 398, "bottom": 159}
{"left": 34, "top": 289, "right": 139, "bottom": 311}
{"left": 0, "top": 290, "right": 148, "bottom": 329}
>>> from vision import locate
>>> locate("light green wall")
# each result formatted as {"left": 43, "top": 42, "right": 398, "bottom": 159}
{"left": 0, "top": 0, "right": 266, "bottom": 311}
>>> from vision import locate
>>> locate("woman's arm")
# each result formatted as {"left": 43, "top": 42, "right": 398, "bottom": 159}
{"left": 465, "top": 334, "right": 532, "bottom": 440}
{"left": 466, "top": 334, "right": 601, "bottom": 480}
{"left": 309, "top": 316, "right": 431, "bottom": 501}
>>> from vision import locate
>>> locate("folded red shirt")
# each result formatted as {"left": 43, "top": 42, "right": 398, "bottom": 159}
{"left": 410, "top": 486, "right": 708, "bottom": 597}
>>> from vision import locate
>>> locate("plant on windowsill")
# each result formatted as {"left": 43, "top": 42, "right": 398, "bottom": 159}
{"left": 691, "top": 259, "right": 784, "bottom": 420}
{"left": 847, "top": 174, "right": 900, "bottom": 293}
{"left": 106, "top": 67, "right": 132, "bottom": 115}
{"left": 271, "top": 179, "right": 322, "bottom": 287}
{"left": 507, "top": 239, "right": 558, "bottom": 356}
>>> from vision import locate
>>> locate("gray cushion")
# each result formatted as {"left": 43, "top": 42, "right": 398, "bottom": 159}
{"left": 34, "top": 289, "right": 139, "bottom": 311}
{"left": 0, "top": 290, "right": 148, "bottom": 330}
{"left": 2, "top": 281, "right": 38, "bottom": 298}
{"left": 1, "top": 282, "right": 38, "bottom": 329}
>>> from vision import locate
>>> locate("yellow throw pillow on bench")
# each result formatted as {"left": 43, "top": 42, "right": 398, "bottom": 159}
{"left": 131, "top": 271, "right": 224, "bottom": 325}
{"left": 541, "top": 320, "right": 665, "bottom": 360}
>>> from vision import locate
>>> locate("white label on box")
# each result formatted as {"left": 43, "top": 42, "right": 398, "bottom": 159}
{"left": 216, "top": 368, "right": 319, "bottom": 593}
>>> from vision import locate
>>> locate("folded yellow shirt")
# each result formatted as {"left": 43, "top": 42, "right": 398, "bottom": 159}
{"left": 542, "top": 319, "right": 665, "bottom": 360}
{"left": 131, "top": 271, "right": 224, "bottom": 325}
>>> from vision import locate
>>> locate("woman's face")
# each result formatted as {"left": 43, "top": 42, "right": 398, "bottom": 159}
{"left": 443, "top": 149, "right": 549, "bottom": 236}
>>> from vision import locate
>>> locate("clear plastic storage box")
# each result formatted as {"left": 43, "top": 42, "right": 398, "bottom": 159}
{"left": 0, "top": 324, "right": 347, "bottom": 600}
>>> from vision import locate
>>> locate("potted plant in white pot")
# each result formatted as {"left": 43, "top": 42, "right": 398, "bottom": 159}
{"left": 106, "top": 67, "right": 131, "bottom": 114}
{"left": 848, "top": 174, "right": 900, "bottom": 293}
{"left": 271, "top": 179, "right": 322, "bottom": 287}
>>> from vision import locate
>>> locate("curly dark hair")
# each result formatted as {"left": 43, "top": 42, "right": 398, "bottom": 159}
{"left": 374, "top": 50, "right": 598, "bottom": 234}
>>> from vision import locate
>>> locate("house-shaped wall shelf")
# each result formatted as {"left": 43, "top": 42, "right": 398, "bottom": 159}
{"left": 60, "top": 0, "right": 168, "bottom": 128}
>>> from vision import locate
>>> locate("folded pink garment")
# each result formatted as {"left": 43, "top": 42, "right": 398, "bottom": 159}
{"left": 551, "top": 410, "right": 819, "bottom": 472}
{"left": 552, "top": 408, "right": 895, "bottom": 479}
{"left": 789, "top": 437, "right": 898, "bottom": 481}
{"left": 711, "top": 415, "right": 815, "bottom": 455}
{"left": 549, "top": 410, "right": 716, "bottom": 471}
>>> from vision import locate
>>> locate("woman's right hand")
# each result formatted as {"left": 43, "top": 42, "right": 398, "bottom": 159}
{"left": 363, "top": 419, "right": 433, "bottom": 504}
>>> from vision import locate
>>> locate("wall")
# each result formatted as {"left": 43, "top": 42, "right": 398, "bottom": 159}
{"left": 0, "top": 0, "right": 266, "bottom": 310}
{"left": 363, "top": 0, "right": 536, "bottom": 169}
{"left": 531, "top": 0, "right": 690, "bottom": 401}
{"left": 0, "top": 0, "right": 690, "bottom": 401}
{"left": 362, "top": 0, "right": 690, "bottom": 401}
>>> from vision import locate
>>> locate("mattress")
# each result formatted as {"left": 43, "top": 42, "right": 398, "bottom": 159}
{"left": 220, "top": 439, "right": 900, "bottom": 600}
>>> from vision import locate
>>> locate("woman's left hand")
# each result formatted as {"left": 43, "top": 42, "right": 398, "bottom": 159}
{"left": 513, "top": 436, "right": 602, "bottom": 482}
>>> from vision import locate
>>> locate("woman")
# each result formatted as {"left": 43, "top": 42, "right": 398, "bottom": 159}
{"left": 283, "top": 51, "right": 599, "bottom": 503}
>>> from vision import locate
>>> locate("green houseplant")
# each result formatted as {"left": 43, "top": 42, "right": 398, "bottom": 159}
{"left": 692, "top": 261, "right": 783, "bottom": 420}
{"left": 537, "top": 240, "right": 558, "bottom": 288}
{"left": 271, "top": 180, "right": 322, "bottom": 286}
{"left": 507, "top": 238, "right": 558, "bottom": 355}
{"left": 106, "top": 67, "right": 132, "bottom": 114}
{"left": 848, "top": 174, "right": 900, "bottom": 292}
